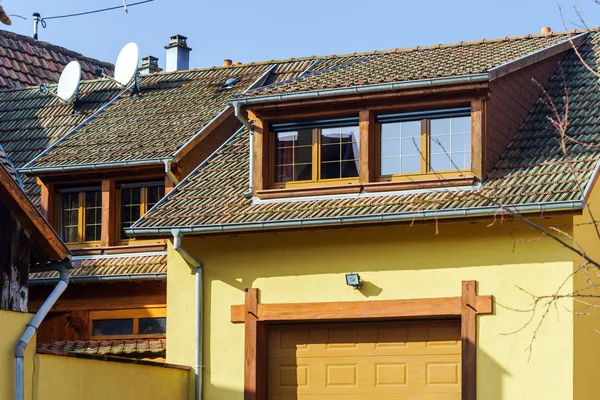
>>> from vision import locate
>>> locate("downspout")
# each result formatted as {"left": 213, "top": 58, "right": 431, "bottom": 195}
{"left": 15, "top": 261, "right": 70, "bottom": 400}
{"left": 233, "top": 103, "right": 254, "bottom": 198}
{"left": 164, "top": 160, "right": 179, "bottom": 186}
{"left": 172, "top": 229, "right": 203, "bottom": 400}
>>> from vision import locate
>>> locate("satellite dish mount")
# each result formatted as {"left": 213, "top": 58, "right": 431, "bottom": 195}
{"left": 39, "top": 61, "right": 82, "bottom": 103}
{"left": 100, "top": 42, "right": 140, "bottom": 91}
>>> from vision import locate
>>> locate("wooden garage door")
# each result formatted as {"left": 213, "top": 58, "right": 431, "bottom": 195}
{"left": 268, "top": 320, "right": 461, "bottom": 400}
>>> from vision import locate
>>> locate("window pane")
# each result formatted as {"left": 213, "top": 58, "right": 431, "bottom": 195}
{"left": 120, "top": 187, "right": 142, "bottom": 239}
{"left": 139, "top": 317, "right": 167, "bottom": 335}
{"left": 92, "top": 319, "right": 134, "bottom": 336}
{"left": 61, "top": 193, "right": 79, "bottom": 243}
{"left": 379, "top": 121, "right": 421, "bottom": 175}
{"left": 147, "top": 185, "right": 164, "bottom": 209}
{"left": 430, "top": 116, "right": 471, "bottom": 172}
{"left": 319, "top": 126, "right": 359, "bottom": 179}
{"left": 84, "top": 191, "right": 101, "bottom": 241}
{"left": 274, "top": 129, "right": 313, "bottom": 183}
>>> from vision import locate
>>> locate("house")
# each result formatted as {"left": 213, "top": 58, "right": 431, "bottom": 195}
{"left": 1, "top": 33, "right": 368, "bottom": 361}
{"left": 122, "top": 28, "right": 600, "bottom": 400}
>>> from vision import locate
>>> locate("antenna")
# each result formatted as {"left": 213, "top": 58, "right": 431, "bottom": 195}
{"left": 39, "top": 61, "right": 82, "bottom": 103}
{"left": 101, "top": 42, "right": 140, "bottom": 88}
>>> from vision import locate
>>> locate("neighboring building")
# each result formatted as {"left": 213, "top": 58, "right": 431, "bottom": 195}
{"left": 0, "top": 29, "right": 113, "bottom": 89}
{"left": 125, "top": 29, "right": 600, "bottom": 400}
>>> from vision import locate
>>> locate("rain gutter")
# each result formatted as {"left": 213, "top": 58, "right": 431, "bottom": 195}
{"left": 15, "top": 260, "right": 71, "bottom": 400}
{"left": 127, "top": 200, "right": 583, "bottom": 237}
{"left": 229, "top": 73, "right": 490, "bottom": 107}
{"left": 19, "top": 157, "right": 174, "bottom": 175}
{"left": 29, "top": 273, "right": 166, "bottom": 285}
{"left": 172, "top": 229, "right": 204, "bottom": 400}
{"left": 21, "top": 82, "right": 136, "bottom": 172}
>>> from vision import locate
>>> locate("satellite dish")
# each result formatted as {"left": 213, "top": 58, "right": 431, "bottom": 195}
{"left": 38, "top": 60, "right": 81, "bottom": 103}
{"left": 56, "top": 61, "right": 81, "bottom": 102}
{"left": 114, "top": 42, "right": 140, "bottom": 87}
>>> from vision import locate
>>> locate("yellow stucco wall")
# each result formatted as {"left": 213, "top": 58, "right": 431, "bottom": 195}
{"left": 572, "top": 176, "right": 600, "bottom": 399}
{"left": 34, "top": 353, "right": 189, "bottom": 400}
{"left": 0, "top": 310, "right": 35, "bottom": 400}
{"left": 167, "top": 216, "right": 578, "bottom": 400}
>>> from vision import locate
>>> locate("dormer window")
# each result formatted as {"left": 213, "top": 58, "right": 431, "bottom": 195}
{"left": 118, "top": 182, "right": 164, "bottom": 240}
{"left": 271, "top": 118, "right": 360, "bottom": 188}
{"left": 252, "top": 100, "right": 482, "bottom": 198}
{"left": 377, "top": 107, "right": 472, "bottom": 180}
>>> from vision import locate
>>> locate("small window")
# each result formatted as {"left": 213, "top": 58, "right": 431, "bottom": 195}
{"left": 90, "top": 308, "right": 166, "bottom": 339}
{"left": 59, "top": 188, "right": 101, "bottom": 243}
{"left": 118, "top": 183, "right": 164, "bottom": 239}
{"left": 271, "top": 118, "right": 360, "bottom": 187}
{"left": 378, "top": 108, "right": 471, "bottom": 179}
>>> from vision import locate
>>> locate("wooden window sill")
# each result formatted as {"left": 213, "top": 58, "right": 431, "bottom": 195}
{"left": 257, "top": 176, "right": 477, "bottom": 200}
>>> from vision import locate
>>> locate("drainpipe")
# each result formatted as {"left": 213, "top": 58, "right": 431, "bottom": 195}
{"left": 164, "top": 160, "right": 179, "bottom": 186}
{"left": 233, "top": 103, "right": 254, "bottom": 198}
{"left": 15, "top": 261, "right": 70, "bottom": 400}
{"left": 172, "top": 229, "right": 203, "bottom": 400}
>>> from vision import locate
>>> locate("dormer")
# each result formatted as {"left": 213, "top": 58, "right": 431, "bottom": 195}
{"left": 232, "top": 32, "right": 586, "bottom": 200}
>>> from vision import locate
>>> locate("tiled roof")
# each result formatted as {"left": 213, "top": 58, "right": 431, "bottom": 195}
{"left": 240, "top": 31, "right": 579, "bottom": 99}
{"left": 23, "top": 56, "right": 365, "bottom": 170}
{"left": 29, "top": 253, "right": 167, "bottom": 280}
{"left": 0, "top": 80, "right": 122, "bottom": 205}
{"left": 38, "top": 339, "right": 166, "bottom": 359}
{"left": 130, "top": 32, "right": 600, "bottom": 232}
{"left": 0, "top": 143, "right": 22, "bottom": 187}
{"left": 0, "top": 29, "right": 113, "bottom": 89}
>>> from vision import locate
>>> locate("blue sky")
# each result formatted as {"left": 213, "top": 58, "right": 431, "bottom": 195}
{"left": 4, "top": 0, "right": 600, "bottom": 70}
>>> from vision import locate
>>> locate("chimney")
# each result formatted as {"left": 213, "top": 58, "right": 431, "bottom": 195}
{"left": 234, "top": 61, "right": 242, "bottom": 66}
{"left": 223, "top": 59, "right": 233, "bottom": 67}
{"left": 165, "top": 34, "right": 192, "bottom": 72}
{"left": 139, "top": 56, "right": 162, "bottom": 74}
{"left": 541, "top": 27, "right": 552, "bottom": 35}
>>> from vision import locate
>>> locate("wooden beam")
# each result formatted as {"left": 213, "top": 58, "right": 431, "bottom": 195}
{"left": 462, "top": 280, "right": 477, "bottom": 400}
{"left": 244, "top": 288, "right": 259, "bottom": 400}
{"left": 471, "top": 100, "right": 485, "bottom": 181}
{"left": 39, "top": 179, "right": 55, "bottom": 226}
{"left": 164, "top": 174, "right": 175, "bottom": 195}
{"left": 359, "top": 110, "right": 374, "bottom": 183}
{"left": 252, "top": 118, "right": 266, "bottom": 193}
{"left": 101, "top": 180, "right": 116, "bottom": 247}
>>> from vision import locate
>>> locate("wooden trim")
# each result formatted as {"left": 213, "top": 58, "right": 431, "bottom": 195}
{"left": 359, "top": 110, "right": 374, "bottom": 183}
{"left": 173, "top": 108, "right": 234, "bottom": 162}
{"left": 101, "top": 179, "right": 116, "bottom": 247}
{"left": 253, "top": 117, "right": 266, "bottom": 194}
{"left": 364, "top": 176, "right": 476, "bottom": 193}
{"left": 233, "top": 282, "right": 492, "bottom": 400}
{"left": 164, "top": 174, "right": 175, "bottom": 195}
{"left": 471, "top": 100, "right": 485, "bottom": 180}
{"left": 462, "top": 280, "right": 477, "bottom": 400}
{"left": 256, "top": 184, "right": 361, "bottom": 199}
{"left": 38, "top": 179, "right": 55, "bottom": 226}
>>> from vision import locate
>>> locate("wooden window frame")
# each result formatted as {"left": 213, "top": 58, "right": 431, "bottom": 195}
{"left": 375, "top": 113, "right": 472, "bottom": 182}
{"left": 57, "top": 188, "right": 102, "bottom": 245}
{"left": 231, "top": 280, "right": 492, "bottom": 400}
{"left": 116, "top": 182, "right": 165, "bottom": 244}
{"left": 270, "top": 125, "right": 361, "bottom": 189}
{"left": 252, "top": 99, "right": 485, "bottom": 199}
{"left": 89, "top": 307, "right": 166, "bottom": 340}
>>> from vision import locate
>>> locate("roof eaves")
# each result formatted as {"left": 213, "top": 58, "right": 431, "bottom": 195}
{"left": 19, "top": 157, "right": 173, "bottom": 176}
{"left": 229, "top": 73, "right": 491, "bottom": 107}
{"left": 489, "top": 32, "right": 589, "bottom": 80}
{"left": 29, "top": 273, "right": 167, "bottom": 285}
{"left": 127, "top": 200, "right": 583, "bottom": 237}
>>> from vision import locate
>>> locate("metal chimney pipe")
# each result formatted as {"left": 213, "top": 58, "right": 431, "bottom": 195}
{"left": 32, "top": 13, "right": 41, "bottom": 40}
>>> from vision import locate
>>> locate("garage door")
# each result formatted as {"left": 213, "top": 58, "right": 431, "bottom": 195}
{"left": 268, "top": 320, "right": 461, "bottom": 400}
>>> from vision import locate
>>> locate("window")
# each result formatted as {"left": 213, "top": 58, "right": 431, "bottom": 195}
{"left": 377, "top": 107, "right": 471, "bottom": 179}
{"left": 89, "top": 308, "right": 166, "bottom": 339}
{"left": 59, "top": 189, "right": 101, "bottom": 243}
{"left": 118, "top": 183, "right": 164, "bottom": 239}
{"left": 271, "top": 118, "right": 360, "bottom": 187}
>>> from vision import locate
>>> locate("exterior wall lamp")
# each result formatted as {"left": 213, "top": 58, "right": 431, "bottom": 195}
{"left": 345, "top": 273, "right": 362, "bottom": 290}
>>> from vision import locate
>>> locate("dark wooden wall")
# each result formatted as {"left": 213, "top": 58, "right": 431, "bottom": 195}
{"left": 0, "top": 201, "right": 30, "bottom": 312}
